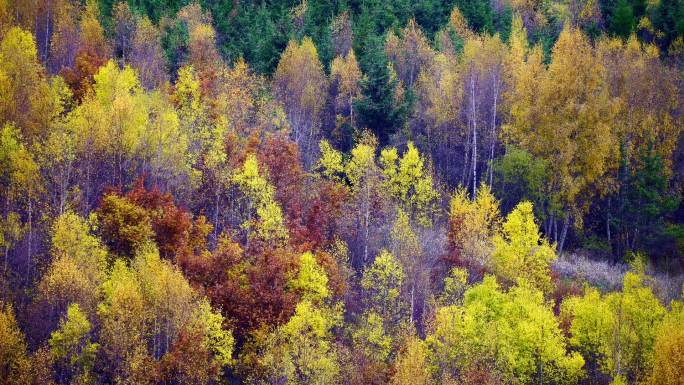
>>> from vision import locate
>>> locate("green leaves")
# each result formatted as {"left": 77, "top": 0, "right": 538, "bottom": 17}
{"left": 49, "top": 303, "right": 98, "bottom": 381}
{"left": 289, "top": 252, "right": 330, "bottom": 304}
{"left": 562, "top": 271, "right": 667, "bottom": 383}
{"left": 427, "top": 276, "right": 584, "bottom": 384}
{"left": 381, "top": 142, "right": 439, "bottom": 227}
{"left": 492, "top": 201, "right": 557, "bottom": 292}
{"left": 361, "top": 250, "right": 406, "bottom": 325}
{"left": 233, "top": 154, "right": 288, "bottom": 243}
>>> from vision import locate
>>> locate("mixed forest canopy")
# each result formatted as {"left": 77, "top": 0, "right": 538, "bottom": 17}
{"left": 0, "top": 0, "right": 684, "bottom": 384}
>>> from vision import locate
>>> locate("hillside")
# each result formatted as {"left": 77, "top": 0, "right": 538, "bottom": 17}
{"left": 0, "top": 0, "right": 683, "bottom": 384}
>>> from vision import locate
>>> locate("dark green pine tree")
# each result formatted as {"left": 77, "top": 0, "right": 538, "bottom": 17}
{"left": 614, "top": 146, "right": 681, "bottom": 260}
{"left": 160, "top": 18, "right": 189, "bottom": 79}
{"left": 650, "top": 0, "right": 684, "bottom": 52}
{"left": 610, "top": 0, "right": 636, "bottom": 39}
{"left": 453, "top": 0, "right": 493, "bottom": 33}
{"left": 354, "top": 35, "right": 407, "bottom": 145}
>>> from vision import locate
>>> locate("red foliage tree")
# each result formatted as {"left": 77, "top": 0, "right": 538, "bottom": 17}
{"left": 180, "top": 235, "right": 299, "bottom": 339}
{"left": 126, "top": 179, "right": 193, "bottom": 260}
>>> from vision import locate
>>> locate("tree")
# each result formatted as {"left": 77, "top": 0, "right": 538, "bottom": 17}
{"left": 561, "top": 269, "right": 667, "bottom": 383}
{"left": 504, "top": 25, "right": 619, "bottom": 252}
{"left": 352, "top": 311, "right": 393, "bottom": 363}
{"left": 329, "top": 50, "right": 362, "bottom": 148}
{"left": 446, "top": 184, "right": 501, "bottom": 273}
{"left": 38, "top": 76, "right": 77, "bottom": 217}
{"left": 96, "top": 193, "right": 154, "bottom": 259}
{"left": 289, "top": 252, "right": 330, "bottom": 304}
{"left": 38, "top": 211, "right": 107, "bottom": 323}
{"left": 49, "top": 303, "right": 98, "bottom": 385}
{"left": 343, "top": 137, "right": 386, "bottom": 266}
{"left": 452, "top": 1, "right": 494, "bottom": 33}
{"left": 245, "top": 255, "right": 340, "bottom": 385}
{"left": 113, "top": 1, "right": 137, "bottom": 63}
{"left": 361, "top": 250, "right": 406, "bottom": 328}
{"left": 380, "top": 142, "right": 439, "bottom": 227}
{"left": 97, "top": 259, "right": 147, "bottom": 383}
{"left": 426, "top": 276, "right": 584, "bottom": 384}
{"left": 491, "top": 201, "right": 556, "bottom": 292}
{"left": 493, "top": 146, "right": 548, "bottom": 215}
{"left": 159, "top": 298, "right": 236, "bottom": 385}
{"left": 355, "top": 35, "right": 407, "bottom": 145}
{"left": 48, "top": 0, "right": 79, "bottom": 74}
{"left": 131, "top": 16, "right": 168, "bottom": 90}
{"left": 331, "top": 11, "right": 352, "bottom": 57}
{"left": 458, "top": 33, "right": 507, "bottom": 196}
{"left": 318, "top": 136, "right": 391, "bottom": 268}
{"left": 61, "top": 0, "right": 110, "bottom": 101}
{"left": 610, "top": 0, "right": 636, "bottom": 38}
{"left": 180, "top": 234, "right": 299, "bottom": 338}
{"left": 597, "top": 35, "right": 681, "bottom": 258}
{"left": 232, "top": 154, "right": 288, "bottom": 244}
{"left": 385, "top": 19, "right": 435, "bottom": 89}
{"left": 139, "top": 91, "right": 191, "bottom": 194}
{"left": 125, "top": 181, "right": 193, "bottom": 260}
{"left": 391, "top": 334, "right": 430, "bottom": 385}
{"left": 184, "top": 10, "right": 223, "bottom": 96}
{"left": 650, "top": 302, "right": 684, "bottom": 385}
{"left": 412, "top": 48, "right": 463, "bottom": 185}
{"left": 0, "top": 124, "right": 27, "bottom": 272}
{"left": 0, "top": 26, "right": 54, "bottom": 142}
{"left": 277, "top": 300, "right": 341, "bottom": 385}
{"left": 90, "top": 60, "right": 148, "bottom": 187}
{"left": 560, "top": 287, "right": 614, "bottom": 381}
{"left": 273, "top": 37, "right": 327, "bottom": 167}
{"left": 0, "top": 302, "right": 29, "bottom": 384}
{"left": 132, "top": 244, "right": 197, "bottom": 360}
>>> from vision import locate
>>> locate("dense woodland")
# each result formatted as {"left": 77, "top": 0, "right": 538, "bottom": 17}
{"left": 1, "top": 0, "right": 684, "bottom": 384}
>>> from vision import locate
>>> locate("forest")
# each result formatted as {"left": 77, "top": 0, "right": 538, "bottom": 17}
{"left": 0, "top": 0, "right": 683, "bottom": 384}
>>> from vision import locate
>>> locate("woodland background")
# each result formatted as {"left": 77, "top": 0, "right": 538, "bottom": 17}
{"left": 0, "top": 0, "right": 684, "bottom": 384}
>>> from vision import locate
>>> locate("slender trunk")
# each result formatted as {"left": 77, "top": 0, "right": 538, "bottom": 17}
{"left": 544, "top": 215, "right": 551, "bottom": 238}
{"left": 26, "top": 194, "right": 32, "bottom": 282}
{"left": 606, "top": 197, "right": 611, "bottom": 244}
{"left": 410, "top": 283, "right": 415, "bottom": 324}
{"left": 45, "top": 0, "right": 51, "bottom": 63}
{"left": 214, "top": 186, "right": 220, "bottom": 243}
{"left": 165, "top": 318, "right": 170, "bottom": 359}
{"left": 470, "top": 75, "right": 478, "bottom": 197}
{"left": 363, "top": 184, "right": 370, "bottom": 266}
{"left": 4, "top": 193, "right": 9, "bottom": 273}
{"left": 558, "top": 214, "right": 569, "bottom": 255}
{"left": 488, "top": 75, "right": 498, "bottom": 187}
{"left": 614, "top": 301, "right": 622, "bottom": 378}
{"left": 349, "top": 94, "right": 354, "bottom": 129}
{"left": 461, "top": 130, "right": 470, "bottom": 186}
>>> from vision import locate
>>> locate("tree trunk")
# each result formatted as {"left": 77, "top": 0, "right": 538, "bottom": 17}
{"left": 410, "top": 283, "right": 415, "bottom": 324}
{"left": 4, "top": 193, "right": 9, "bottom": 273}
{"left": 488, "top": 74, "right": 499, "bottom": 187}
{"left": 558, "top": 214, "right": 569, "bottom": 255}
{"left": 45, "top": 0, "right": 51, "bottom": 64}
{"left": 26, "top": 194, "right": 32, "bottom": 282}
{"left": 470, "top": 75, "right": 478, "bottom": 197}
{"left": 363, "top": 184, "right": 370, "bottom": 266}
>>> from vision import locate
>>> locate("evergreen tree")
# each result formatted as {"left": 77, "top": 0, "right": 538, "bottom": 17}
{"left": 355, "top": 35, "right": 407, "bottom": 145}
{"left": 610, "top": 0, "right": 635, "bottom": 38}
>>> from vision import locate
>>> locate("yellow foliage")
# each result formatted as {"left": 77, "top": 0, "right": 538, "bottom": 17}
{"left": 233, "top": 154, "right": 288, "bottom": 242}
{"left": 492, "top": 201, "right": 556, "bottom": 292}
{"left": 448, "top": 184, "right": 501, "bottom": 266}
